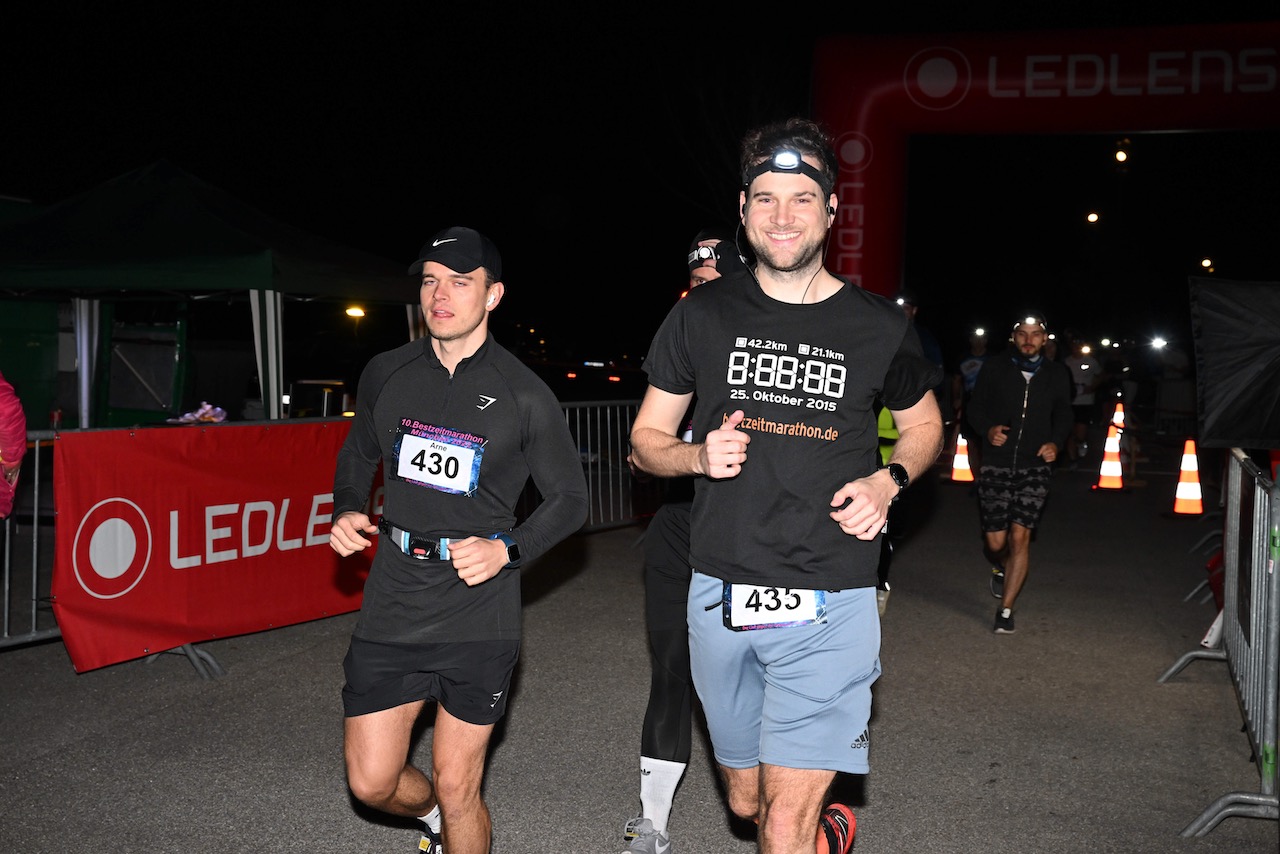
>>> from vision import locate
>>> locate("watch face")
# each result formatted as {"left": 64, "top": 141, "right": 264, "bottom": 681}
{"left": 888, "top": 463, "right": 909, "bottom": 489}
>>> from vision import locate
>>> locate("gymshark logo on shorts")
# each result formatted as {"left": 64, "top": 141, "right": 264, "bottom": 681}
{"left": 477, "top": 394, "right": 496, "bottom": 410}
{"left": 850, "top": 729, "right": 870, "bottom": 750}
{"left": 490, "top": 691, "right": 503, "bottom": 708}
{"left": 432, "top": 237, "right": 458, "bottom": 247}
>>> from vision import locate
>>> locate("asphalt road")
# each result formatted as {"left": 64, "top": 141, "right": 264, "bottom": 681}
{"left": 0, "top": 433, "right": 1274, "bottom": 853}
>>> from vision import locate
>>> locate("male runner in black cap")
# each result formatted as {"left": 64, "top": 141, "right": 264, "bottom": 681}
{"left": 330, "top": 226, "right": 588, "bottom": 854}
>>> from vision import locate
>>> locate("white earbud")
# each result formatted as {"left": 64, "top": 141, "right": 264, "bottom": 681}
{"left": 486, "top": 296, "right": 495, "bottom": 307}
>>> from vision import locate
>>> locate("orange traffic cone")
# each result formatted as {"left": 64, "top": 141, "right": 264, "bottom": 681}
{"left": 1173, "top": 439, "right": 1203, "bottom": 515}
{"left": 1093, "top": 424, "right": 1124, "bottom": 490}
{"left": 1111, "top": 401, "right": 1126, "bottom": 429}
{"left": 951, "top": 433, "right": 974, "bottom": 482}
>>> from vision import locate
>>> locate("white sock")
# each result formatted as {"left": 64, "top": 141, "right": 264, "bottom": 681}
{"left": 639, "top": 755, "right": 687, "bottom": 835}
{"left": 419, "top": 805, "right": 441, "bottom": 834}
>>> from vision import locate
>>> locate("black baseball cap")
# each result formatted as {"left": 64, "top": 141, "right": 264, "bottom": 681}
{"left": 407, "top": 227, "right": 502, "bottom": 279}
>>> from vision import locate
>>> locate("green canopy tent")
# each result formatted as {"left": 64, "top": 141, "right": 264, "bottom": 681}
{"left": 0, "top": 161, "right": 415, "bottom": 426}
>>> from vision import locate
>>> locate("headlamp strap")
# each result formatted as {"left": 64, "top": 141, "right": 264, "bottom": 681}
{"left": 743, "top": 149, "right": 832, "bottom": 197}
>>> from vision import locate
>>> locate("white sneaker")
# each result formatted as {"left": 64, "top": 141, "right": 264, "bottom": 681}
{"left": 621, "top": 817, "right": 672, "bottom": 853}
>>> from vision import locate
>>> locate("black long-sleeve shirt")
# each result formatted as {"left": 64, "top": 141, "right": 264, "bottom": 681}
{"left": 332, "top": 334, "right": 588, "bottom": 642}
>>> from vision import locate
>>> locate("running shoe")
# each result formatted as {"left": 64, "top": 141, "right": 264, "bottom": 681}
{"left": 418, "top": 825, "right": 443, "bottom": 852}
{"left": 990, "top": 564, "right": 1005, "bottom": 599}
{"left": 994, "top": 606, "right": 1015, "bottom": 634}
{"left": 621, "top": 817, "right": 672, "bottom": 853}
{"left": 622, "top": 814, "right": 644, "bottom": 842}
{"left": 819, "top": 803, "right": 857, "bottom": 854}
{"left": 875, "top": 581, "right": 891, "bottom": 617}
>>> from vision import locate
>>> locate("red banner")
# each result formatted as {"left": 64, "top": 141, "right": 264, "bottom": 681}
{"left": 812, "top": 21, "right": 1280, "bottom": 295}
{"left": 51, "top": 421, "right": 379, "bottom": 672}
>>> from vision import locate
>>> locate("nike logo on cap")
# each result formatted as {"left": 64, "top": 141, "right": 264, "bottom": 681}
{"left": 432, "top": 237, "right": 458, "bottom": 247}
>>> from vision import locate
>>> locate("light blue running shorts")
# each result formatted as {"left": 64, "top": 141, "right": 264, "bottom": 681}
{"left": 687, "top": 570, "right": 881, "bottom": 774}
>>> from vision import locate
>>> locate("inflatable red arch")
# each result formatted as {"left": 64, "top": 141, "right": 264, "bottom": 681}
{"left": 812, "top": 21, "right": 1280, "bottom": 296}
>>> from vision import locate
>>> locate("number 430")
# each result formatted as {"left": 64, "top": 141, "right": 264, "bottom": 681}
{"left": 410, "top": 449, "right": 460, "bottom": 479}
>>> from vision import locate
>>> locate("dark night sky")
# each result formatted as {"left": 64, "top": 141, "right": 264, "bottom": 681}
{"left": 2, "top": 3, "right": 1278, "bottom": 384}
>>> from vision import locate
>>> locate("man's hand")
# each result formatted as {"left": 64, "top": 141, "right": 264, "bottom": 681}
{"left": 988, "top": 424, "right": 1010, "bottom": 447}
{"left": 330, "top": 510, "right": 377, "bottom": 556}
{"left": 830, "top": 471, "right": 897, "bottom": 540}
{"left": 700, "top": 409, "right": 750, "bottom": 479}
{"left": 1037, "top": 442, "right": 1058, "bottom": 463}
{"left": 446, "top": 537, "right": 510, "bottom": 587}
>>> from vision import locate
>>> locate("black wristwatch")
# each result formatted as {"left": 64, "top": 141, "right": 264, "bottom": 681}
{"left": 882, "top": 463, "right": 909, "bottom": 501}
{"left": 493, "top": 533, "right": 522, "bottom": 568}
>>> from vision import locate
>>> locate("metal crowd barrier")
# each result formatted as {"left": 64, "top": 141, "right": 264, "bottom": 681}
{"left": 1159, "top": 448, "right": 1279, "bottom": 836}
{"left": 1, "top": 429, "right": 57, "bottom": 651}
{"left": 1, "top": 402, "right": 660, "bottom": 654}
{"left": 560, "top": 399, "right": 669, "bottom": 532}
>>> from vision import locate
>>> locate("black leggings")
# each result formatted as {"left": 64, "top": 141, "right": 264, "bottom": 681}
{"left": 640, "top": 501, "right": 695, "bottom": 762}
{"left": 640, "top": 626, "right": 693, "bottom": 762}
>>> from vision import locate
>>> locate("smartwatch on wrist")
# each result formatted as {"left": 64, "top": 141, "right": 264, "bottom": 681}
{"left": 492, "top": 533, "right": 522, "bottom": 568}
{"left": 882, "top": 463, "right": 909, "bottom": 501}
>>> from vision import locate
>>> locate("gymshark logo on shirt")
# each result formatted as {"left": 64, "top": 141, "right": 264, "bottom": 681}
{"left": 490, "top": 691, "right": 503, "bottom": 708}
{"left": 850, "top": 729, "right": 870, "bottom": 750}
{"left": 432, "top": 237, "right": 458, "bottom": 246}
{"left": 477, "top": 394, "right": 496, "bottom": 410}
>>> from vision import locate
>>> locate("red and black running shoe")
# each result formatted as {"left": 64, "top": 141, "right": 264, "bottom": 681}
{"left": 819, "top": 803, "right": 857, "bottom": 853}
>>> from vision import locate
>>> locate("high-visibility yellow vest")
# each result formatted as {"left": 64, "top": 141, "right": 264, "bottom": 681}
{"left": 877, "top": 405, "right": 898, "bottom": 466}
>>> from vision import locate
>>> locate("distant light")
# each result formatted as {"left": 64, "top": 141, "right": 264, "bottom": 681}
{"left": 608, "top": 375, "right": 622, "bottom": 383}
{"left": 1114, "top": 138, "right": 1131, "bottom": 164}
{"left": 281, "top": 393, "right": 291, "bottom": 405}
{"left": 1080, "top": 345, "right": 1092, "bottom": 355}
{"left": 345, "top": 306, "right": 365, "bottom": 318}
{"left": 1200, "top": 257, "right": 1213, "bottom": 268}
{"left": 1100, "top": 338, "right": 1112, "bottom": 347}
{"left": 566, "top": 372, "right": 578, "bottom": 379}
{"left": 1086, "top": 212, "right": 1099, "bottom": 223}
{"left": 1151, "top": 337, "right": 1168, "bottom": 349}
{"left": 342, "top": 410, "right": 355, "bottom": 418}
{"left": 583, "top": 360, "right": 605, "bottom": 368}
{"left": 973, "top": 327, "right": 985, "bottom": 337}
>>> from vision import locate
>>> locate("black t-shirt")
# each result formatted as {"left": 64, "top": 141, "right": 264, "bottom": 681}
{"left": 642, "top": 271, "right": 941, "bottom": 589}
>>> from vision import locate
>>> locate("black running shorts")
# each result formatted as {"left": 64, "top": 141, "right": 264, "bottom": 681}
{"left": 976, "top": 464, "right": 1051, "bottom": 532}
{"left": 341, "top": 636, "right": 520, "bottom": 724}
